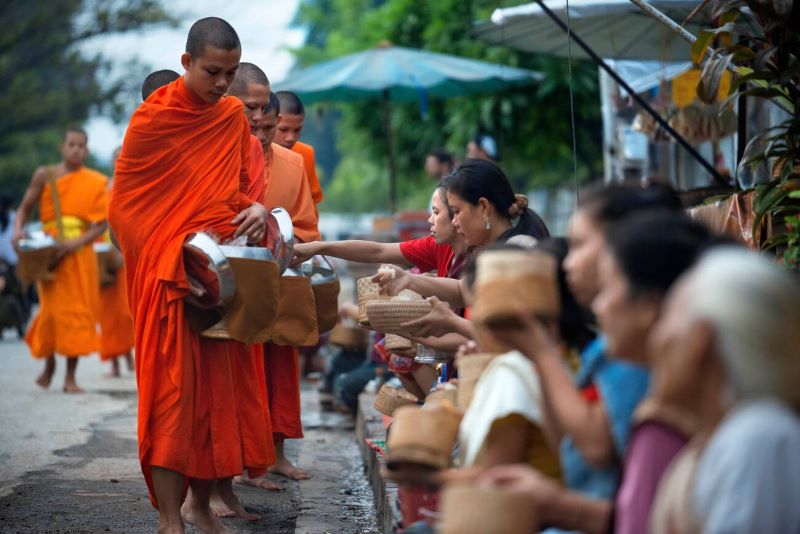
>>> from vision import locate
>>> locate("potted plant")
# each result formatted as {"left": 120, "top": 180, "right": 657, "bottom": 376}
{"left": 694, "top": 0, "right": 799, "bottom": 268}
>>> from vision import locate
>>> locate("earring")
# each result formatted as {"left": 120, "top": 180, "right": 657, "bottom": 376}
{"left": 483, "top": 214, "right": 491, "bottom": 231}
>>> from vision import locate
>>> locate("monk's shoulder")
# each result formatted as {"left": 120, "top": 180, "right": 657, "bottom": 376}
{"left": 81, "top": 167, "right": 111, "bottom": 189}
{"left": 272, "top": 144, "right": 304, "bottom": 169}
{"left": 294, "top": 141, "right": 315, "bottom": 158}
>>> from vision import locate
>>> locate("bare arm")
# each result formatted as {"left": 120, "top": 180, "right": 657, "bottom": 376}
{"left": 405, "top": 332, "right": 470, "bottom": 355}
{"left": 401, "top": 298, "right": 477, "bottom": 340}
{"left": 12, "top": 166, "right": 48, "bottom": 247}
{"left": 481, "top": 420, "right": 531, "bottom": 467}
{"left": 488, "top": 315, "right": 615, "bottom": 468}
{"left": 292, "top": 240, "right": 406, "bottom": 266}
{"left": 372, "top": 268, "right": 465, "bottom": 308}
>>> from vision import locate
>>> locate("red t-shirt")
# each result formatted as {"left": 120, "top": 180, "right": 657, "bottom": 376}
{"left": 399, "top": 235, "right": 454, "bottom": 278}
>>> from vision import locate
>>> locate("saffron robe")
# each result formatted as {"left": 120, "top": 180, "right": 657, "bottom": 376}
{"left": 261, "top": 144, "right": 320, "bottom": 442}
{"left": 263, "top": 144, "right": 320, "bottom": 243}
{"left": 292, "top": 141, "right": 323, "bottom": 206}
{"left": 109, "top": 76, "right": 254, "bottom": 506}
{"left": 25, "top": 167, "right": 108, "bottom": 358}
{"left": 98, "top": 249, "right": 135, "bottom": 360}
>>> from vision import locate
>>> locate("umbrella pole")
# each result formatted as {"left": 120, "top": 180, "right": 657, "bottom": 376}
{"left": 533, "top": 0, "right": 727, "bottom": 185}
{"left": 384, "top": 89, "right": 398, "bottom": 213}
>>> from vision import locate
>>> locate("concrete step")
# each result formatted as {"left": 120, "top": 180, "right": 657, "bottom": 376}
{"left": 356, "top": 392, "right": 401, "bottom": 533}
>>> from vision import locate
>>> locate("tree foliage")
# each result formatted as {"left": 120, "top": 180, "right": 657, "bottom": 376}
{"left": 291, "top": 0, "right": 603, "bottom": 212}
{"left": 0, "top": 1, "right": 173, "bottom": 197}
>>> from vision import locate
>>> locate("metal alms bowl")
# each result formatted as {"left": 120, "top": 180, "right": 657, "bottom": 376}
{"left": 218, "top": 245, "right": 275, "bottom": 261}
{"left": 300, "top": 254, "right": 337, "bottom": 285}
{"left": 183, "top": 232, "right": 235, "bottom": 309}
{"left": 266, "top": 207, "right": 294, "bottom": 274}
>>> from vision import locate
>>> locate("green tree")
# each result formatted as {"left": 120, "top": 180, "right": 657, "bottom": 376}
{"left": 292, "top": 0, "right": 603, "bottom": 213}
{"left": 0, "top": 1, "right": 174, "bottom": 198}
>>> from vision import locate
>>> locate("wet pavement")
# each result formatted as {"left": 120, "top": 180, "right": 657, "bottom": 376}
{"left": 0, "top": 334, "right": 379, "bottom": 533}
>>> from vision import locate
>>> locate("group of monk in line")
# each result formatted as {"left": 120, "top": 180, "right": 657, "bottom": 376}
{"left": 14, "top": 17, "right": 326, "bottom": 533}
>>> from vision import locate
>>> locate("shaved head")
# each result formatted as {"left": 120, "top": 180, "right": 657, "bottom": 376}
{"left": 228, "top": 62, "right": 270, "bottom": 97}
{"left": 141, "top": 69, "right": 180, "bottom": 101}
{"left": 263, "top": 91, "right": 280, "bottom": 117}
{"left": 275, "top": 91, "right": 304, "bottom": 116}
{"left": 62, "top": 125, "right": 87, "bottom": 143}
{"left": 185, "top": 17, "right": 240, "bottom": 58}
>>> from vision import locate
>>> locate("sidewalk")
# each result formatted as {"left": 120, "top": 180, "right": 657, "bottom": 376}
{"left": 0, "top": 335, "right": 378, "bottom": 533}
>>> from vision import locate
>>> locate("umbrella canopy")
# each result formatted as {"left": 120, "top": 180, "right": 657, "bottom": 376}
{"left": 474, "top": 0, "right": 708, "bottom": 61}
{"left": 274, "top": 45, "right": 543, "bottom": 213}
{"left": 273, "top": 45, "right": 543, "bottom": 104}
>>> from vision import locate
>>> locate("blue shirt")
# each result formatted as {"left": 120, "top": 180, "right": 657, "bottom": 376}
{"left": 559, "top": 337, "right": 650, "bottom": 499}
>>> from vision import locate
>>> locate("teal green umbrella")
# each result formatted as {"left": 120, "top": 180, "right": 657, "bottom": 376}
{"left": 274, "top": 45, "right": 542, "bottom": 212}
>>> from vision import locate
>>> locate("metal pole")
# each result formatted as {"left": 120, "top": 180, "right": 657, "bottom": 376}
{"left": 534, "top": 0, "right": 727, "bottom": 183}
{"left": 628, "top": 0, "right": 698, "bottom": 44}
{"left": 383, "top": 89, "right": 398, "bottom": 213}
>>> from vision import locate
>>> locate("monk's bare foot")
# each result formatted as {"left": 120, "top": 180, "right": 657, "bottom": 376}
{"left": 125, "top": 353, "right": 134, "bottom": 372}
{"left": 181, "top": 499, "right": 233, "bottom": 534}
{"left": 105, "top": 359, "right": 121, "bottom": 378}
{"left": 212, "top": 480, "right": 259, "bottom": 521}
{"left": 269, "top": 457, "right": 311, "bottom": 480}
{"left": 157, "top": 517, "right": 185, "bottom": 534}
{"left": 63, "top": 383, "right": 85, "bottom": 394}
{"left": 234, "top": 474, "right": 282, "bottom": 491}
{"left": 35, "top": 371, "right": 53, "bottom": 389}
{"left": 208, "top": 492, "right": 236, "bottom": 518}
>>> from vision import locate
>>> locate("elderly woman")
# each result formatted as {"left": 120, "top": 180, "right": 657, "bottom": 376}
{"left": 649, "top": 249, "right": 800, "bottom": 533}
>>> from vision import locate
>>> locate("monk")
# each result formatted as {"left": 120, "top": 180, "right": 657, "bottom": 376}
{"left": 98, "top": 146, "right": 134, "bottom": 377}
{"left": 108, "top": 18, "right": 268, "bottom": 534}
{"left": 274, "top": 91, "right": 324, "bottom": 208}
{"left": 254, "top": 93, "right": 320, "bottom": 481}
{"left": 201, "top": 62, "right": 282, "bottom": 518}
{"left": 13, "top": 126, "right": 109, "bottom": 393}
{"left": 141, "top": 70, "right": 181, "bottom": 101}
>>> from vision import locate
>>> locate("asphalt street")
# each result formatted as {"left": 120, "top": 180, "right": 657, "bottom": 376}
{"left": 0, "top": 333, "right": 378, "bottom": 533}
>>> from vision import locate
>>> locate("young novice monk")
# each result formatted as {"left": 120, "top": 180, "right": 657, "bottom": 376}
{"left": 255, "top": 93, "right": 320, "bottom": 481}
{"left": 109, "top": 18, "right": 267, "bottom": 534}
{"left": 274, "top": 91, "right": 324, "bottom": 209}
{"left": 14, "top": 126, "right": 109, "bottom": 393}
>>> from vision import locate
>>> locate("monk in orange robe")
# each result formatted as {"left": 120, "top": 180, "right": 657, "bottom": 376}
{"left": 200, "top": 62, "right": 283, "bottom": 520}
{"left": 108, "top": 18, "right": 268, "bottom": 534}
{"left": 254, "top": 94, "right": 320, "bottom": 481}
{"left": 13, "top": 126, "right": 109, "bottom": 393}
{"left": 97, "top": 147, "right": 134, "bottom": 377}
{"left": 274, "top": 91, "right": 324, "bottom": 208}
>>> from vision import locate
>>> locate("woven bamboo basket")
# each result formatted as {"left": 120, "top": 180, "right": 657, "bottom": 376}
{"left": 471, "top": 251, "right": 560, "bottom": 328}
{"left": 366, "top": 299, "right": 432, "bottom": 335}
{"left": 456, "top": 353, "right": 498, "bottom": 409}
{"left": 438, "top": 483, "right": 539, "bottom": 534}
{"left": 387, "top": 403, "right": 461, "bottom": 470}
{"left": 374, "top": 384, "right": 419, "bottom": 416}
{"left": 385, "top": 333, "right": 414, "bottom": 353}
{"left": 329, "top": 323, "right": 368, "bottom": 349}
{"left": 356, "top": 277, "right": 383, "bottom": 326}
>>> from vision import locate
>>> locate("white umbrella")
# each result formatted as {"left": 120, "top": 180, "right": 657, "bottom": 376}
{"left": 474, "top": 0, "right": 706, "bottom": 62}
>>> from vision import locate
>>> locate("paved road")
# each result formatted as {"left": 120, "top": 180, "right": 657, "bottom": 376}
{"left": 0, "top": 334, "right": 378, "bottom": 533}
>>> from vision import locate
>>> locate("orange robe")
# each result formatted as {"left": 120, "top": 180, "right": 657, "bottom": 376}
{"left": 109, "top": 76, "right": 255, "bottom": 505}
{"left": 213, "top": 132, "right": 275, "bottom": 477}
{"left": 262, "top": 144, "right": 320, "bottom": 442}
{"left": 263, "top": 143, "right": 320, "bottom": 243}
{"left": 98, "top": 264, "right": 135, "bottom": 361}
{"left": 25, "top": 167, "right": 108, "bottom": 358}
{"left": 292, "top": 141, "right": 323, "bottom": 206}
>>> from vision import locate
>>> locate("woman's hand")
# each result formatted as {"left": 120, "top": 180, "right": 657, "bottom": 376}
{"left": 477, "top": 464, "right": 559, "bottom": 507}
{"left": 371, "top": 265, "right": 413, "bottom": 296}
{"left": 400, "top": 297, "right": 455, "bottom": 338}
{"left": 290, "top": 242, "right": 318, "bottom": 267}
{"left": 486, "top": 309, "right": 562, "bottom": 363}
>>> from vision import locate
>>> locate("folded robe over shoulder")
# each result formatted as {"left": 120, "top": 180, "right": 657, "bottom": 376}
{"left": 108, "top": 76, "right": 254, "bottom": 506}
